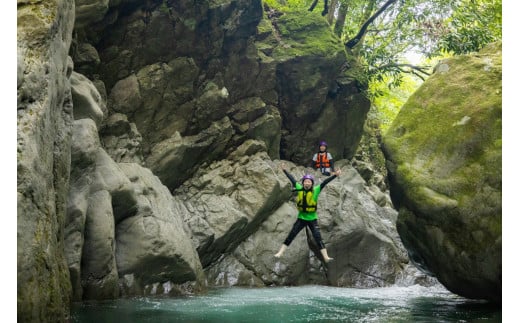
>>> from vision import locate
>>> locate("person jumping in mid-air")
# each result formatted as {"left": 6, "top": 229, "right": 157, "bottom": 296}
{"left": 311, "top": 141, "right": 334, "bottom": 176}
{"left": 274, "top": 162, "right": 341, "bottom": 263}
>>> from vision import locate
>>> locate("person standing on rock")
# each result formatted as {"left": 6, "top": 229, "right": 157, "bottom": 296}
{"left": 274, "top": 162, "right": 341, "bottom": 263}
{"left": 311, "top": 141, "right": 335, "bottom": 176}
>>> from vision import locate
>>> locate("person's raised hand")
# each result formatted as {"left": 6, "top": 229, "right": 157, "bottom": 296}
{"left": 334, "top": 168, "right": 342, "bottom": 176}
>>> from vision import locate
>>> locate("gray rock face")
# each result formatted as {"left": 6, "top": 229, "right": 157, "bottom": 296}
{"left": 100, "top": 113, "right": 144, "bottom": 164}
{"left": 17, "top": 0, "right": 75, "bottom": 321}
{"left": 205, "top": 202, "right": 314, "bottom": 286}
{"left": 115, "top": 163, "right": 204, "bottom": 287}
{"left": 71, "top": 0, "right": 369, "bottom": 193}
{"left": 175, "top": 140, "right": 291, "bottom": 267}
{"left": 382, "top": 43, "right": 502, "bottom": 302}
{"left": 316, "top": 162, "right": 408, "bottom": 287}
{"left": 145, "top": 117, "right": 234, "bottom": 190}
{"left": 65, "top": 118, "right": 129, "bottom": 300}
{"left": 204, "top": 160, "right": 420, "bottom": 288}
{"left": 75, "top": 0, "right": 110, "bottom": 29}
{"left": 71, "top": 42, "right": 101, "bottom": 76}
{"left": 65, "top": 74, "right": 205, "bottom": 300}
{"left": 71, "top": 71, "right": 106, "bottom": 126}
{"left": 277, "top": 61, "right": 370, "bottom": 164}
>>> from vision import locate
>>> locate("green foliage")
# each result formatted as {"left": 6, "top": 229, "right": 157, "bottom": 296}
{"left": 435, "top": 0, "right": 502, "bottom": 55}
{"left": 344, "top": 0, "right": 453, "bottom": 82}
{"left": 369, "top": 73, "right": 423, "bottom": 133}
{"left": 339, "top": 0, "right": 500, "bottom": 127}
{"left": 263, "top": 0, "right": 501, "bottom": 128}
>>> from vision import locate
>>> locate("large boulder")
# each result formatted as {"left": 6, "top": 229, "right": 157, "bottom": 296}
{"left": 100, "top": 112, "right": 144, "bottom": 164}
{"left": 145, "top": 117, "right": 235, "bottom": 191}
{"left": 382, "top": 42, "right": 502, "bottom": 302}
{"left": 205, "top": 202, "right": 311, "bottom": 286}
{"left": 115, "top": 163, "right": 205, "bottom": 291}
{"left": 17, "top": 0, "right": 75, "bottom": 321}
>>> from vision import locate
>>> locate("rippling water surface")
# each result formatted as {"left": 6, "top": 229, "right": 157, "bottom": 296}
{"left": 71, "top": 285, "right": 501, "bottom": 322}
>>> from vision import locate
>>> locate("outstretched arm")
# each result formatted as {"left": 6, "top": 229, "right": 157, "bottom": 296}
{"left": 320, "top": 168, "right": 342, "bottom": 189}
{"left": 280, "top": 163, "right": 297, "bottom": 186}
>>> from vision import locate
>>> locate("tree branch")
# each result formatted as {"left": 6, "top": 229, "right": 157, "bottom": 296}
{"left": 380, "top": 63, "right": 430, "bottom": 74}
{"left": 345, "top": 0, "right": 397, "bottom": 49}
{"left": 373, "top": 63, "right": 432, "bottom": 80}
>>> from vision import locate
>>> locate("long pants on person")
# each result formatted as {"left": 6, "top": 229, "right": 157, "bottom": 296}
{"left": 283, "top": 218, "right": 325, "bottom": 249}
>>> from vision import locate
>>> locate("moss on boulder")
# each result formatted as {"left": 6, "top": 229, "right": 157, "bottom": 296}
{"left": 257, "top": 1, "right": 370, "bottom": 162}
{"left": 382, "top": 42, "right": 502, "bottom": 302}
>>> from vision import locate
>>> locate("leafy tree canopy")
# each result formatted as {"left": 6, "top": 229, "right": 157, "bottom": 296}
{"left": 264, "top": 0, "right": 501, "bottom": 130}
{"left": 435, "top": 0, "right": 502, "bottom": 55}
{"left": 265, "top": 0, "right": 501, "bottom": 91}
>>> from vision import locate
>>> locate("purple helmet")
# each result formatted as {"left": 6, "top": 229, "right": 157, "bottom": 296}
{"left": 319, "top": 141, "right": 327, "bottom": 147}
{"left": 301, "top": 174, "right": 315, "bottom": 184}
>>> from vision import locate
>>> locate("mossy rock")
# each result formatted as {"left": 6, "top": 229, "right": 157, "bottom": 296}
{"left": 382, "top": 42, "right": 502, "bottom": 302}
{"left": 255, "top": 1, "right": 368, "bottom": 162}
{"left": 259, "top": 1, "right": 343, "bottom": 60}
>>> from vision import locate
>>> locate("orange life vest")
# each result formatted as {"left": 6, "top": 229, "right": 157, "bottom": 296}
{"left": 315, "top": 152, "right": 331, "bottom": 169}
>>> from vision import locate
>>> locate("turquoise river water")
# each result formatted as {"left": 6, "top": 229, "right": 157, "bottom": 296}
{"left": 71, "top": 285, "right": 501, "bottom": 322}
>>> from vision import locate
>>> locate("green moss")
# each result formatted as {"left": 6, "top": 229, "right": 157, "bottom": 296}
{"left": 383, "top": 43, "right": 502, "bottom": 218}
{"left": 263, "top": 0, "right": 289, "bottom": 11}
{"left": 181, "top": 17, "right": 197, "bottom": 31}
{"left": 258, "top": 1, "right": 344, "bottom": 60}
{"left": 273, "top": 12, "right": 343, "bottom": 58}
{"left": 18, "top": 1, "right": 60, "bottom": 46}
{"left": 341, "top": 52, "right": 369, "bottom": 87}
{"left": 257, "top": 18, "right": 273, "bottom": 35}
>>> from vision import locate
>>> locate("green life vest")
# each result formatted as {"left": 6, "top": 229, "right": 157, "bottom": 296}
{"left": 296, "top": 188, "right": 317, "bottom": 213}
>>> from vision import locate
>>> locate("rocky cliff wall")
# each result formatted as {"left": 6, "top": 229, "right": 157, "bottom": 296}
{"left": 17, "top": 0, "right": 75, "bottom": 321}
